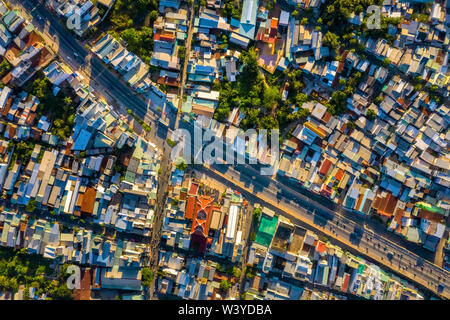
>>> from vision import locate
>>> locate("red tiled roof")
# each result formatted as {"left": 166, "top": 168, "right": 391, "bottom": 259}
{"left": 75, "top": 268, "right": 91, "bottom": 300}
{"left": 188, "top": 182, "right": 198, "bottom": 195}
{"left": 342, "top": 273, "right": 350, "bottom": 292}
{"left": 372, "top": 192, "right": 397, "bottom": 217}
{"left": 190, "top": 195, "right": 214, "bottom": 237}
{"left": 319, "top": 159, "right": 332, "bottom": 176}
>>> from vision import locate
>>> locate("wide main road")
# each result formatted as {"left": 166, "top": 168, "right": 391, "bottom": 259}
{"left": 10, "top": 0, "right": 167, "bottom": 146}
{"left": 13, "top": 0, "right": 449, "bottom": 299}
{"left": 194, "top": 163, "right": 450, "bottom": 299}
{"left": 175, "top": 118, "right": 449, "bottom": 299}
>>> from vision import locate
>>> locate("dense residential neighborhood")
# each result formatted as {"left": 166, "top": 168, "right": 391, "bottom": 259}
{"left": 0, "top": 0, "right": 447, "bottom": 303}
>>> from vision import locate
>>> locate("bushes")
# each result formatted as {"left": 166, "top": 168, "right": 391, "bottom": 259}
{"left": 244, "top": 266, "right": 257, "bottom": 279}
{"left": 167, "top": 138, "right": 177, "bottom": 147}
{"left": 127, "top": 109, "right": 151, "bottom": 132}
{"left": 25, "top": 199, "right": 37, "bottom": 213}
{"left": 252, "top": 208, "right": 261, "bottom": 226}
{"left": 175, "top": 158, "right": 188, "bottom": 171}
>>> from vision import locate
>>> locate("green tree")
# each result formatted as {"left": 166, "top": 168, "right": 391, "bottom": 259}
{"left": 31, "top": 77, "right": 51, "bottom": 100}
{"left": 323, "top": 31, "right": 340, "bottom": 49}
{"left": 366, "top": 109, "right": 377, "bottom": 121}
{"left": 178, "top": 46, "right": 186, "bottom": 60}
{"left": 263, "top": 86, "right": 281, "bottom": 110}
{"left": 0, "top": 59, "right": 11, "bottom": 78}
{"left": 219, "top": 279, "right": 232, "bottom": 292}
{"left": 25, "top": 200, "right": 36, "bottom": 213}
{"left": 149, "top": 10, "right": 158, "bottom": 23}
{"left": 141, "top": 267, "right": 153, "bottom": 287}
{"left": 253, "top": 207, "right": 262, "bottom": 225}
{"left": 326, "top": 91, "right": 347, "bottom": 116}
{"left": 175, "top": 158, "right": 188, "bottom": 171}
{"left": 232, "top": 267, "right": 241, "bottom": 278}
{"left": 347, "top": 121, "right": 356, "bottom": 130}
{"left": 122, "top": 27, "right": 153, "bottom": 63}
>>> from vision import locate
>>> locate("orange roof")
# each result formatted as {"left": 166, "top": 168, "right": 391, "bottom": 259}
{"left": 393, "top": 208, "right": 404, "bottom": 233}
{"left": 270, "top": 18, "right": 278, "bottom": 29}
{"left": 154, "top": 33, "right": 175, "bottom": 42}
{"left": 316, "top": 241, "right": 326, "bottom": 253}
{"left": 8, "top": 125, "right": 16, "bottom": 138}
{"left": 190, "top": 195, "right": 214, "bottom": 237}
{"left": 304, "top": 121, "right": 327, "bottom": 139}
{"left": 81, "top": 187, "right": 96, "bottom": 216}
{"left": 185, "top": 195, "right": 196, "bottom": 219}
{"left": 355, "top": 192, "right": 364, "bottom": 211}
{"left": 418, "top": 208, "right": 445, "bottom": 223}
{"left": 322, "top": 111, "right": 332, "bottom": 123}
{"left": 335, "top": 169, "right": 344, "bottom": 181}
{"left": 319, "top": 159, "right": 332, "bottom": 176}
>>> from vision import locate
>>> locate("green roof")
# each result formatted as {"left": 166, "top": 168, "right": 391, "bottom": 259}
{"left": 255, "top": 214, "right": 278, "bottom": 247}
{"left": 358, "top": 263, "right": 365, "bottom": 274}
{"left": 125, "top": 171, "right": 136, "bottom": 183}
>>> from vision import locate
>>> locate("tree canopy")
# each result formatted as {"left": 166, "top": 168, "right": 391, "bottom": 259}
{"left": 0, "top": 248, "right": 73, "bottom": 300}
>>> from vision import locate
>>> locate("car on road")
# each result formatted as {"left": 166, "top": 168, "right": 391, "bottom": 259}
{"left": 387, "top": 251, "right": 394, "bottom": 260}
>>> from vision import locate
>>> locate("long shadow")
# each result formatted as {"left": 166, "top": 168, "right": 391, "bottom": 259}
{"left": 277, "top": 174, "right": 338, "bottom": 211}
{"left": 349, "top": 226, "right": 363, "bottom": 246}
{"left": 156, "top": 121, "right": 169, "bottom": 140}
{"left": 235, "top": 164, "right": 269, "bottom": 194}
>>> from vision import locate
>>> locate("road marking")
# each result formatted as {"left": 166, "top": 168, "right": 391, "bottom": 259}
{"left": 203, "top": 167, "right": 449, "bottom": 299}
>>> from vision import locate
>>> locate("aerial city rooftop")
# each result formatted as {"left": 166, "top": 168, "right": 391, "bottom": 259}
{"left": 0, "top": 0, "right": 448, "bottom": 302}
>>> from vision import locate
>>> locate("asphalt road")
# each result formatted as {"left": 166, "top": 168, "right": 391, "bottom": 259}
{"left": 194, "top": 164, "right": 449, "bottom": 299}
{"left": 12, "top": 0, "right": 449, "bottom": 299}
{"left": 147, "top": 0, "right": 196, "bottom": 299}
{"left": 12, "top": 0, "right": 169, "bottom": 147}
